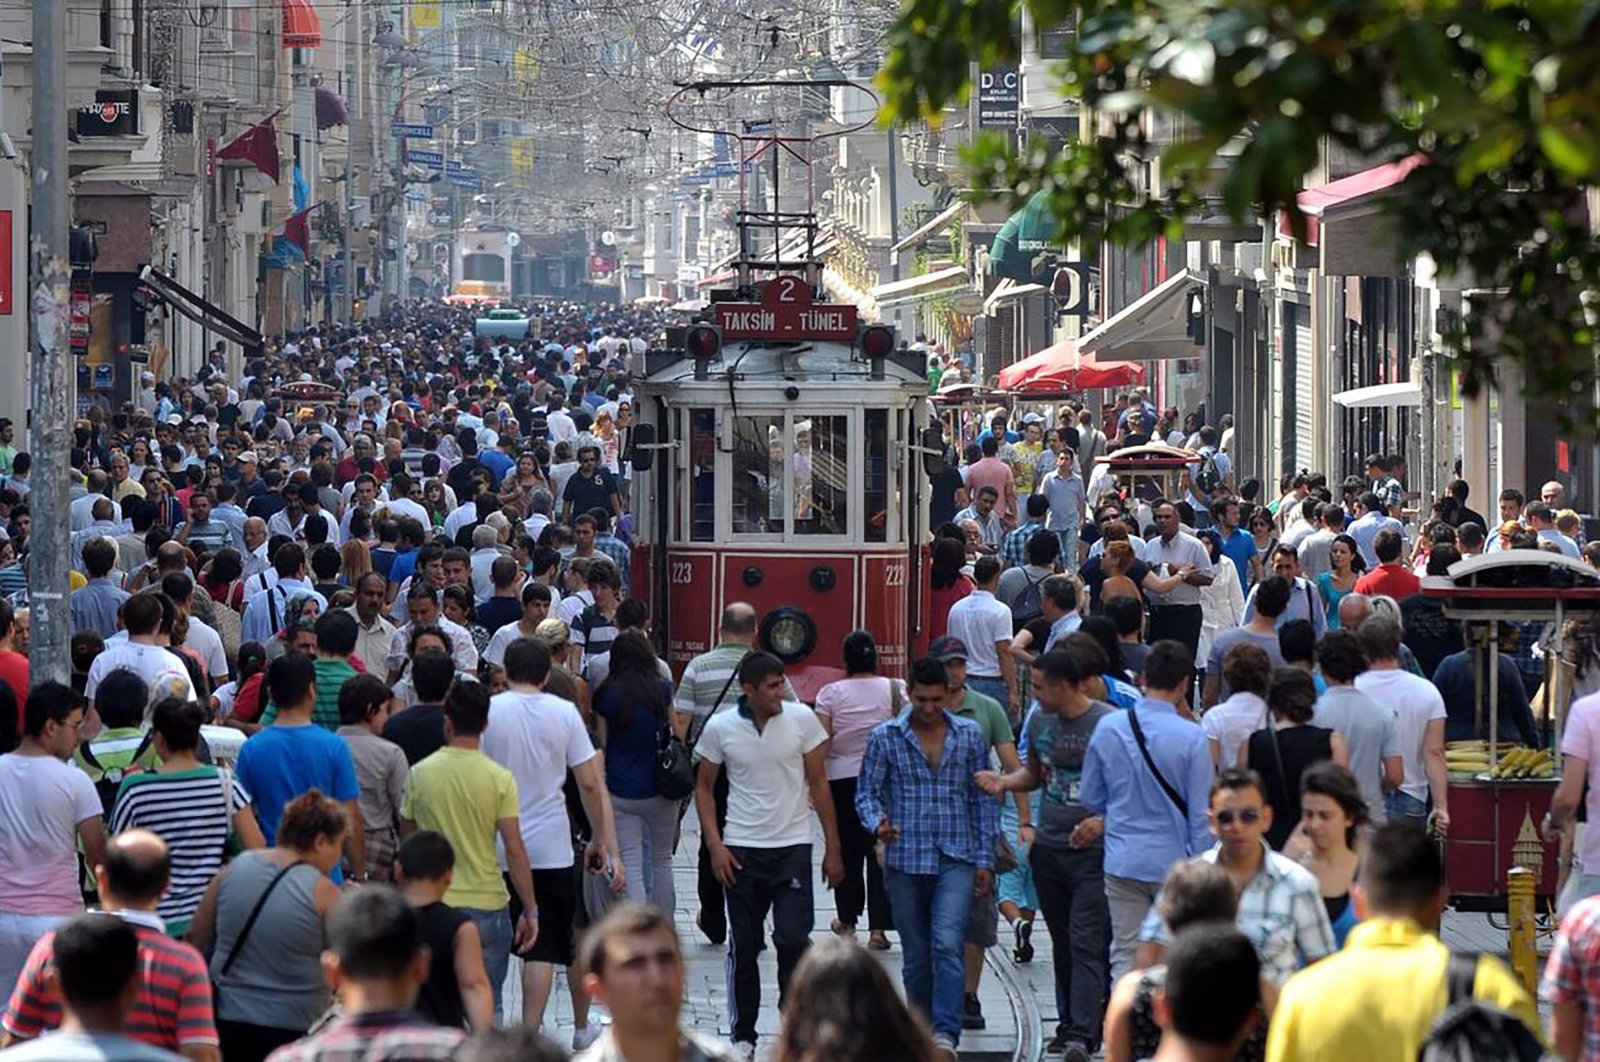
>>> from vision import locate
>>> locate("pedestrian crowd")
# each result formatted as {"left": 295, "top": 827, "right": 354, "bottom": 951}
{"left": 4, "top": 316, "right": 1600, "bottom": 1062}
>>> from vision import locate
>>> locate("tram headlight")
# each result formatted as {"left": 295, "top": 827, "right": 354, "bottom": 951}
{"left": 686, "top": 323, "right": 722, "bottom": 360}
{"left": 860, "top": 323, "right": 896, "bottom": 359}
{"left": 760, "top": 607, "right": 817, "bottom": 665}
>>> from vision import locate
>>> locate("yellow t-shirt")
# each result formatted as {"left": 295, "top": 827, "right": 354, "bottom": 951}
{"left": 1265, "top": 916, "right": 1543, "bottom": 1062}
{"left": 400, "top": 745, "right": 521, "bottom": 910}
{"left": 1012, "top": 441, "right": 1045, "bottom": 494}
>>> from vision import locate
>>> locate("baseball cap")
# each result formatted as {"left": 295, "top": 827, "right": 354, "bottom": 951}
{"left": 928, "top": 635, "right": 968, "bottom": 663}
{"left": 237, "top": 451, "right": 258, "bottom": 464}
{"left": 164, "top": 413, "right": 183, "bottom": 425}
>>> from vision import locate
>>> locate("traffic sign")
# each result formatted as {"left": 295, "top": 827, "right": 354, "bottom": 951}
{"left": 713, "top": 276, "right": 858, "bottom": 341}
{"left": 506, "top": 232, "right": 521, "bottom": 248}
{"left": 391, "top": 121, "right": 434, "bottom": 139}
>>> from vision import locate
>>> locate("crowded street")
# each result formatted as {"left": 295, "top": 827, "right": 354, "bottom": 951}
{"left": 4, "top": 0, "right": 1600, "bottom": 1061}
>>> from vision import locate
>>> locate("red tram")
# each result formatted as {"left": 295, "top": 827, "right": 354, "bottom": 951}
{"left": 628, "top": 79, "right": 931, "bottom": 699}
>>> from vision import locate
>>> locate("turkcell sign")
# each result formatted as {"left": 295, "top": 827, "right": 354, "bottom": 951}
{"left": 449, "top": 172, "right": 481, "bottom": 189}
{"left": 444, "top": 159, "right": 469, "bottom": 176}
{"left": 391, "top": 121, "right": 434, "bottom": 139}
{"left": 406, "top": 149, "right": 444, "bottom": 168}
{"left": 715, "top": 302, "right": 858, "bottom": 341}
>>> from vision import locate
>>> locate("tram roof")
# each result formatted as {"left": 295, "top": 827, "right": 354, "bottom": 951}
{"left": 637, "top": 339, "right": 927, "bottom": 388}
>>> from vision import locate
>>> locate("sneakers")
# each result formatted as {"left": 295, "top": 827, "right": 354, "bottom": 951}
{"left": 931, "top": 1033, "right": 959, "bottom": 1061}
{"left": 1012, "top": 919, "right": 1034, "bottom": 964}
{"left": 1047, "top": 1039, "right": 1089, "bottom": 1062}
{"left": 571, "top": 1025, "right": 601, "bottom": 1052}
{"left": 733, "top": 1041, "right": 758, "bottom": 1062}
{"left": 962, "top": 992, "right": 986, "bottom": 1030}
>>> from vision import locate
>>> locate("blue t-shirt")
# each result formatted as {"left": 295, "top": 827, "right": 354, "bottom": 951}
{"left": 235, "top": 723, "right": 360, "bottom": 879}
{"left": 1217, "top": 525, "right": 1257, "bottom": 587}
{"left": 388, "top": 546, "right": 419, "bottom": 587}
{"left": 594, "top": 677, "right": 675, "bottom": 800}
{"left": 478, "top": 450, "right": 515, "bottom": 489}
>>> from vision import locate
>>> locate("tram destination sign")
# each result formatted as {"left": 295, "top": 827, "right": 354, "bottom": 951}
{"left": 713, "top": 276, "right": 859, "bottom": 341}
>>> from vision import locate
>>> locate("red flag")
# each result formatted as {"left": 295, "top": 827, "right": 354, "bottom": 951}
{"left": 284, "top": 206, "right": 312, "bottom": 257}
{"left": 216, "top": 111, "right": 282, "bottom": 183}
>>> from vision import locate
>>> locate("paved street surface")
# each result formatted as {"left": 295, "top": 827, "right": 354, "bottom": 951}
{"left": 503, "top": 811, "right": 1548, "bottom": 1059}
{"left": 507, "top": 815, "right": 1041, "bottom": 1059}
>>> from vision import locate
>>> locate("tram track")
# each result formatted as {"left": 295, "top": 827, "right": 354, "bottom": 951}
{"left": 982, "top": 945, "right": 1044, "bottom": 1062}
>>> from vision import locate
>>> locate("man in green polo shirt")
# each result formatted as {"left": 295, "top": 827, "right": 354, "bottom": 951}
{"left": 923, "top": 635, "right": 1030, "bottom": 1033}
{"left": 674, "top": 602, "right": 796, "bottom": 945}
{"left": 260, "top": 611, "right": 359, "bottom": 729}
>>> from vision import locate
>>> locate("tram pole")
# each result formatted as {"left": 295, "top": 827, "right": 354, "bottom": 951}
{"left": 26, "top": 0, "right": 74, "bottom": 686}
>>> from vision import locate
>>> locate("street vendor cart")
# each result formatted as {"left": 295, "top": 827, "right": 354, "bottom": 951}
{"left": 1424, "top": 550, "right": 1600, "bottom": 911}
{"left": 1091, "top": 444, "right": 1199, "bottom": 509}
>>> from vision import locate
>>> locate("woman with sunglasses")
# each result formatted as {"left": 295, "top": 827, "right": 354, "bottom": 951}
{"left": 1248, "top": 510, "right": 1278, "bottom": 572}
{"left": 1241, "top": 668, "right": 1348, "bottom": 850}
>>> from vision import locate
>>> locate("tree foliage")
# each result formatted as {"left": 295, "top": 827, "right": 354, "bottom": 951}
{"left": 878, "top": 0, "right": 1600, "bottom": 422}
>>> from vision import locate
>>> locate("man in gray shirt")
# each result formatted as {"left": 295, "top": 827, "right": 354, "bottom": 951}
{"left": 1312, "top": 630, "right": 1403, "bottom": 824}
{"left": 1204, "top": 576, "right": 1290, "bottom": 707}
{"left": 997, "top": 530, "right": 1060, "bottom": 619}
{"left": 1296, "top": 503, "right": 1345, "bottom": 579}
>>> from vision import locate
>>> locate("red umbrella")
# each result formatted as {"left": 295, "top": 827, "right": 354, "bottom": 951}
{"left": 997, "top": 339, "right": 1146, "bottom": 391}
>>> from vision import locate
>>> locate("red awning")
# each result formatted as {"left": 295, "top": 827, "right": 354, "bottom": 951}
{"left": 697, "top": 268, "right": 737, "bottom": 290}
{"left": 997, "top": 339, "right": 1146, "bottom": 392}
{"left": 283, "top": 0, "right": 322, "bottom": 49}
{"left": 1280, "top": 154, "right": 1426, "bottom": 245}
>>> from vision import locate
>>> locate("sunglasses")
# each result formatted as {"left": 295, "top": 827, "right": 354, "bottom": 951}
{"left": 1214, "top": 808, "right": 1262, "bottom": 826}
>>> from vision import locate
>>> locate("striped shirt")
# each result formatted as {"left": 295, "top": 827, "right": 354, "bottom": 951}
{"left": 674, "top": 643, "right": 797, "bottom": 721}
{"left": 570, "top": 605, "right": 619, "bottom": 673}
{"left": 110, "top": 768, "right": 252, "bottom": 926}
{"left": 265, "top": 1009, "right": 463, "bottom": 1061}
{"left": 2, "top": 912, "right": 217, "bottom": 1050}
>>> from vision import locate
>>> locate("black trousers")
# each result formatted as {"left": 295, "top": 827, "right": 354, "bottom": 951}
{"left": 725, "top": 844, "right": 814, "bottom": 1044}
{"left": 829, "top": 775, "right": 891, "bottom": 931}
{"left": 1148, "top": 603, "right": 1203, "bottom": 661}
{"left": 696, "top": 766, "right": 731, "bottom": 938}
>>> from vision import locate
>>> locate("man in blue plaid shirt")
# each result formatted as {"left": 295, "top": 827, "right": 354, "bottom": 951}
{"left": 856, "top": 656, "right": 999, "bottom": 1059}
{"left": 1000, "top": 494, "right": 1051, "bottom": 571}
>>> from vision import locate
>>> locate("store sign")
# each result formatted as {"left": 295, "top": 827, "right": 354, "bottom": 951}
{"left": 390, "top": 121, "right": 434, "bottom": 139}
{"left": 406, "top": 148, "right": 443, "bottom": 168}
{"left": 70, "top": 280, "right": 91, "bottom": 357}
{"left": 714, "top": 276, "right": 858, "bottom": 341}
{"left": 76, "top": 90, "right": 139, "bottom": 137}
{"left": 0, "top": 211, "right": 12, "bottom": 315}
{"left": 977, "top": 68, "right": 1018, "bottom": 129}
{"left": 589, "top": 254, "right": 617, "bottom": 274}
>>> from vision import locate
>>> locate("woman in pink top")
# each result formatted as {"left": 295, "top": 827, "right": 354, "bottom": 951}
{"left": 814, "top": 630, "right": 906, "bottom": 951}
{"left": 929, "top": 536, "right": 974, "bottom": 642}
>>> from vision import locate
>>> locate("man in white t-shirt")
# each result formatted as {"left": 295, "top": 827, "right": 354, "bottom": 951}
{"left": 944, "top": 556, "right": 1018, "bottom": 721}
{"left": 0, "top": 682, "right": 106, "bottom": 997}
{"left": 481, "top": 637, "right": 623, "bottom": 1032}
{"left": 694, "top": 651, "right": 843, "bottom": 1055}
{"left": 83, "top": 594, "right": 197, "bottom": 720}
{"left": 1354, "top": 616, "right": 1449, "bottom": 833}
{"left": 1552, "top": 690, "right": 1600, "bottom": 902}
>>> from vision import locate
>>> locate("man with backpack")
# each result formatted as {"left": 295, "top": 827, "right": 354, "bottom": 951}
{"left": 72, "top": 670, "right": 158, "bottom": 819}
{"left": 1265, "top": 822, "right": 1542, "bottom": 1062}
{"left": 1186, "top": 426, "right": 1232, "bottom": 530}
{"left": 998, "top": 529, "right": 1060, "bottom": 633}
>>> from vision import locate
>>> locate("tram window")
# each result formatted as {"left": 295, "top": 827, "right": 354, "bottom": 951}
{"left": 689, "top": 409, "right": 715, "bottom": 542}
{"left": 864, "top": 409, "right": 889, "bottom": 543}
{"left": 794, "top": 416, "right": 848, "bottom": 537}
{"left": 732, "top": 415, "right": 785, "bottom": 534}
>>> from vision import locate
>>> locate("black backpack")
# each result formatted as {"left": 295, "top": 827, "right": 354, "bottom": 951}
{"left": 1194, "top": 450, "right": 1222, "bottom": 496}
{"left": 1010, "top": 568, "right": 1048, "bottom": 633}
{"left": 1417, "top": 952, "right": 1546, "bottom": 1062}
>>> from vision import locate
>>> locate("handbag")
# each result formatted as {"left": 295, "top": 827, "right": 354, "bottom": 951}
{"left": 993, "top": 831, "right": 1020, "bottom": 875}
{"left": 655, "top": 698, "right": 696, "bottom": 801}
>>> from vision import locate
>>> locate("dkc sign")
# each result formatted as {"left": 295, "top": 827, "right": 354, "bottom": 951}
{"left": 714, "top": 275, "right": 858, "bottom": 341}
{"left": 977, "top": 68, "right": 1018, "bottom": 129}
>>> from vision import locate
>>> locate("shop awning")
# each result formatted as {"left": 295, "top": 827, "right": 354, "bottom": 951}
{"left": 1331, "top": 380, "right": 1423, "bottom": 409}
{"left": 697, "top": 268, "right": 737, "bottom": 290}
{"left": 869, "top": 266, "right": 970, "bottom": 310}
{"left": 1078, "top": 268, "right": 1205, "bottom": 361}
{"left": 982, "top": 278, "right": 1047, "bottom": 314}
{"left": 892, "top": 200, "right": 967, "bottom": 255}
{"left": 138, "top": 265, "right": 265, "bottom": 356}
{"left": 1279, "top": 154, "right": 1425, "bottom": 276}
{"left": 987, "top": 190, "right": 1058, "bottom": 282}
{"left": 283, "top": 0, "right": 322, "bottom": 49}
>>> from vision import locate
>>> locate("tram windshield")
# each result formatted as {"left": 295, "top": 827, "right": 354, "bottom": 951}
{"left": 712, "top": 410, "right": 872, "bottom": 541}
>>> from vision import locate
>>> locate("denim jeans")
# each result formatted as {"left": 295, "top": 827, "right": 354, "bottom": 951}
{"left": 0, "top": 912, "right": 67, "bottom": 1010}
{"left": 1385, "top": 789, "right": 1428, "bottom": 827}
{"left": 463, "top": 906, "right": 513, "bottom": 1020}
{"left": 612, "top": 793, "right": 679, "bottom": 914}
{"left": 884, "top": 858, "right": 976, "bottom": 1044}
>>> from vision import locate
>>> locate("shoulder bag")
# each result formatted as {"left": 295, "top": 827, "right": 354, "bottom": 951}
{"left": 1127, "top": 706, "right": 1188, "bottom": 818}
{"left": 655, "top": 682, "right": 696, "bottom": 801}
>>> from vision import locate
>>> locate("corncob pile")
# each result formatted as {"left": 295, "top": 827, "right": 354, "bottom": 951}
{"left": 1444, "top": 740, "right": 1555, "bottom": 779}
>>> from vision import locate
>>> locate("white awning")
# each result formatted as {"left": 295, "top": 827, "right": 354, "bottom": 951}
{"left": 891, "top": 201, "right": 967, "bottom": 255}
{"left": 869, "top": 266, "right": 971, "bottom": 309}
{"left": 1331, "top": 381, "right": 1423, "bottom": 409}
{"left": 983, "top": 278, "right": 1047, "bottom": 314}
{"left": 1078, "top": 268, "right": 1205, "bottom": 361}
